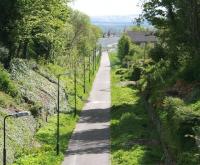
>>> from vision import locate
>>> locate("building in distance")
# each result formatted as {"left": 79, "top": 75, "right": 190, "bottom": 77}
{"left": 126, "top": 31, "right": 157, "bottom": 46}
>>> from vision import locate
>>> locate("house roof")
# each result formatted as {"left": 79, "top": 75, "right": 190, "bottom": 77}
{"left": 126, "top": 31, "right": 157, "bottom": 43}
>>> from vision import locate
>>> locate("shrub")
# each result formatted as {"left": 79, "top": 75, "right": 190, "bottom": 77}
{"left": 131, "top": 67, "right": 141, "bottom": 81}
{"left": 0, "top": 66, "right": 18, "bottom": 97}
{"left": 162, "top": 97, "right": 199, "bottom": 154}
{"left": 181, "top": 58, "right": 200, "bottom": 82}
{"left": 163, "top": 97, "right": 186, "bottom": 128}
{"left": 177, "top": 152, "right": 200, "bottom": 165}
{"left": 149, "top": 44, "right": 167, "bottom": 62}
{"left": 29, "top": 102, "right": 43, "bottom": 118}
{"left": 115, "top": 68, "right": 128, "bottom": 75}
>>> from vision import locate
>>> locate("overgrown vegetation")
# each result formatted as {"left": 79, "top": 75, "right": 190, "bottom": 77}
{"left": 13, "top": 114, "right": 75, "bottom": 165}
{"left": 0, "top": 65, "right": 18, "bottom": 97}
{"left": 110, "top": 52, "right": 163, "bottom": 165}
{"left": 11, "top": 58, "right": 99, "bottom": 164}
{"left": 0, "top": 0, "right": 102, "bottom": 164}
{"left": 116, "top": 0, "right": 200, "bottom": 163}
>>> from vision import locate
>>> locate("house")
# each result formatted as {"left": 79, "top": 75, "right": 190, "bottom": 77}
{"left": 126, "top": 31, "right": 157, "bottom": 46}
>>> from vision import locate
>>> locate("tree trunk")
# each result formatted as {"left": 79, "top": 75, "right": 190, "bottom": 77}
{"left": 16, "top": 41, "right": 22, "bottom": 58}
{"left": 23, "top": 40, "right": 29, "bottom": 59}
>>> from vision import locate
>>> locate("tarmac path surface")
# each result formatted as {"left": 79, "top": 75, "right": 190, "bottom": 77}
{"left": 62, "top": 52, "right": 111, "bottom": 165}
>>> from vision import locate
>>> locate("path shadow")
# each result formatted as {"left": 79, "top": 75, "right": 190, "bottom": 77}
{"left": 64, "top": 106, "right": 111, "bottom": 156}
{"left": 66, "top": 127, "right": 110, "bottom": 155}
{"left": 79, "top": 108, "right": 110, "bottom": 123}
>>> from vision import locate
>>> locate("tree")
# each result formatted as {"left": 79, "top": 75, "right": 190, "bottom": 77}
{"left": 142, "top": 0, "right": 200, "bottom": 65}
{"left": 0, "top": 0, "right": 72, "bottom": 62}
{"left": 15, "top": 0, "right": 71, "bottom": 60}
{"left": 0, "top": 0, "right": 101, "bottom": 68}
{"left": 118, "top": 35, "right": 131, "bottom": 62}
{"left": 0, "top": 0, "right": 20, "bottom": 64}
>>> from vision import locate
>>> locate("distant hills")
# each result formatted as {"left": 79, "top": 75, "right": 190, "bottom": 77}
{"left": 91, "top": 15, "right": 137, "bottom": 23}
{"left": 91, "top": 15, "right": 151, "bottom": 34}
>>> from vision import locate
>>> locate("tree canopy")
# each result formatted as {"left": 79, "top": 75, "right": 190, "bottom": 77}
{"left": 0, "top": 0, "right": 101, "bottom": 66}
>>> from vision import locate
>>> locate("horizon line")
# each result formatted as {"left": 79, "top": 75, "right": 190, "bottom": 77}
{"left": 89, "top": 14, "right": 140, "bottom": 17}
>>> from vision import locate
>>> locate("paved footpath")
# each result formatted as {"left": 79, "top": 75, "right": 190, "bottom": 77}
{"left": 62, "top": 52, "right": 111, "bottom": 165}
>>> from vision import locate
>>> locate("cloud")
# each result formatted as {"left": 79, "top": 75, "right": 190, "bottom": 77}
{"left": 70, "top": 0, "right": 142, "bottom": 16}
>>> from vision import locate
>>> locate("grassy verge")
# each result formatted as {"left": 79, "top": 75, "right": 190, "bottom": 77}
{"left": 13, "top": 114, "right": 75, "bottom": 165}
{"left": 13, "top": 58, "right": 100, "bottom": 165}
{"left": 110, "top": 52, "right": 163, "bottom": 165}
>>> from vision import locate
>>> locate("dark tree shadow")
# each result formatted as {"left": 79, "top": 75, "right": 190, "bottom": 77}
{"left": 66, "top": 127, "right": 110, "bottom": 155}
{"left": 79, "top": 108, "right": 110, "bottom": 123}
{"left": 64, "top": 106, "right": 111, "bottom": 156}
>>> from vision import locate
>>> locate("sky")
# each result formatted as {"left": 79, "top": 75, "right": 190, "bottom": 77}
{"left": 70, "top": 0, "right": 142, "bottom": 16}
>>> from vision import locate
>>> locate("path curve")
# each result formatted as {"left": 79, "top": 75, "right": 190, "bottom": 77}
{"left": 62, "top": 52, "right": 111, "bottom": 165}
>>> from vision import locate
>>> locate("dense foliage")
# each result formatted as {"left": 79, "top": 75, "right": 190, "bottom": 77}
{"left": 0, "top": 0, "right": 102, "bottom": 164}
{"left": 110, "top": 52, "right": 163, "bottom": 165}
{"left": 143, "top": 0, "right": 200, "bottom": 79}
{"left": 117, "top": 1, "right": 200, "bottom": 164}
{"left": 0, "top": 0, "right": 101, "bottom": 67}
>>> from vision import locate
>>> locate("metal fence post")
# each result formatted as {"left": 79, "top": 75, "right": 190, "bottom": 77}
{"left": 74, "top": 63, "right": 77, "bottom": 117}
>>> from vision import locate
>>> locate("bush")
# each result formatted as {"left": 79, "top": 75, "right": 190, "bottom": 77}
{"left": 0, "top": 66, "right": 18, "bottom": 97}
{"left": 29, "top": 102, "right": 43, "bottom": 118}
{"left": 162, "top": 97, "right": 199, "bottom": 156}
{"left": 115, "top": 68, "right": 128, "bottom": 75}
{"left": 181, "top": 58, "right": 200, "bottom": 82}
{"left": 131, "top": 67, "right": 141, "bottom": 81}
{"left": 177, "top": 152, "right": 200, "bottom": 165}
{"left": 149, "top": 44, "right": 167, "bottom": 62}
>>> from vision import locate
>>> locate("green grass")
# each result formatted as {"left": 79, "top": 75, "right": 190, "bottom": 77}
{"left": 109, "top": 51, "right": 121, "bottom": 68}
{"left": 0, "top": 91, "right": 18, "bottom": 108}
{"left": 0, "top": 66, "right": 18, "bottom": 97}
{"left": 45, "top": 62, "right": 98, "bottom": 114}
{"left": 13, "top": 58, "right": 101, "bottom": 165}
{"left": 13, "top": 114, "right": 76, "bottom": 165}
{"left": 110, "top": 52, "right": 163, "bottom": 165}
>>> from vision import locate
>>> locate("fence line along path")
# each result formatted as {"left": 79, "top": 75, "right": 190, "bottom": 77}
{"left": 62, "top": 52, "right": 111, "bottom": 165}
